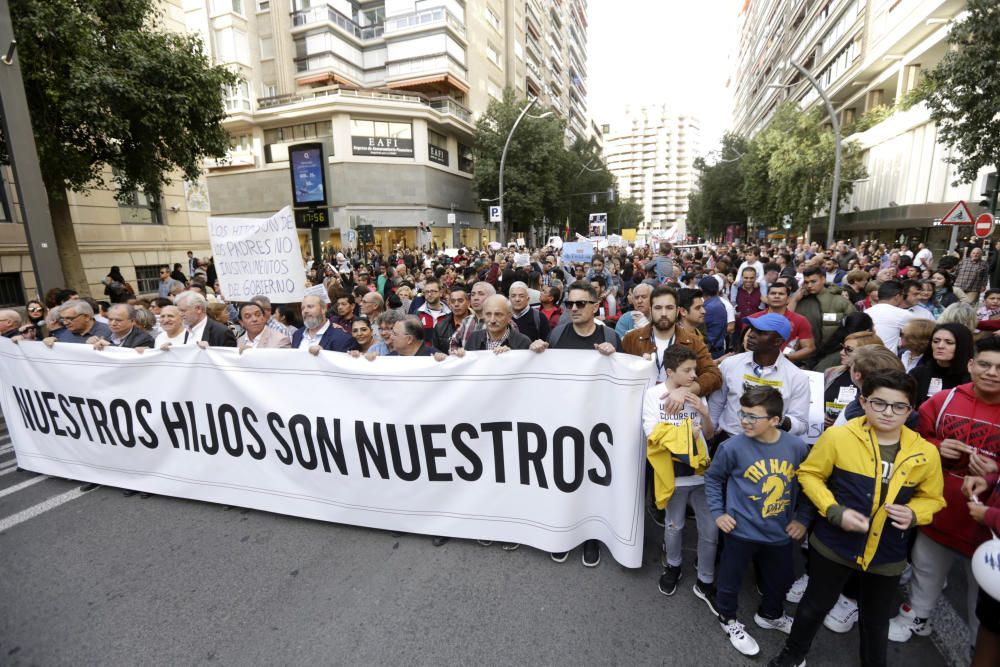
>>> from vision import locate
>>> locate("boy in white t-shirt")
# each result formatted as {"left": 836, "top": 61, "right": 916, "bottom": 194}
{"left": 643, "top": 345, "right": 719, "bottom": 604}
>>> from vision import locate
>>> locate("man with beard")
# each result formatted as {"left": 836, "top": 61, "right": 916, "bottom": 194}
{"left": 329, "top": 293, "right": 356, "bottom": 331}
{"left": 623, "top": 285, "right": 721, "bottom": 398}
{"left": 412, "top": 277, "right": 450, "bottom": 344}
{"left": 433, "top": 285, "right": 469, "bottom": 353}
{"left": 292, "top": 294, "right": 357, "bottom": 354}
{"left": 677, "top": 287, "right": 706, "bottom": 336}
{"left": 456, "top": 295, "right": 532, "bottom": 353}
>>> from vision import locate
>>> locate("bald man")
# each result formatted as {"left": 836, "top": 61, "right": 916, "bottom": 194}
{"left": 0, "top": 309, "right": 22, "bottom": 338}
{"left": 457, "top": 295, "right": 532, "bottom": 353}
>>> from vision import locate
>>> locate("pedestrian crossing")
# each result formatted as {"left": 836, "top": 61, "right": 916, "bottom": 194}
{"left": 0, "top": 411, "right": 98, "bottom": 533}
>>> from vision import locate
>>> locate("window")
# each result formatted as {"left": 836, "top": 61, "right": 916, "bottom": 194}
{"left": 261, "top": 82, "right": 278, "bottom": 98}
{"left": 215, "top": 27, "right": 250, "bottom": 64}
{"left": 514, "top": 40, "right": 523, "bottom": 60}
{"left": 263, "top": 121, "right": 333, "bottom": 163}
{"left": 256, "top": 0, "right": 270, "bottom": 11}
{"left": 487, "top": 79, "right": 501, "bottom": 100}
{"left": 0, "top": 169, "right": 12, "bottom": 222}
{"left": 487, "top": 43, "right": 503, "bottom": 69}
{"left": 212, "top": 0, "right": 243, "bottom": 15}
{"left": 0, "top": 272, "right": 24, "bottom": 307}
{"left": 118, "top": 189, "right": 163, "bottom": 225}
{"left": 350, "top": 119, "right": 414, "bottom": 157}
{"left": 484, "top": 6, "right": 501, "bottom": 31}
{"left": 428, "top": 129, "right": 449, "bottom": 166}
{"left": 457, "top": 142, "right": 473, "bottom": 173}
{"left": 230, "top": 133, "right": 252, "bottom": 150}
{"left": 134, "top": 265, "right": 162, "bottom": 295}
{"left": 259, "top": 35, "right": 274, "bottom": 60}
{"left": 224, "top": 80, "right": 251, "bottom": 112}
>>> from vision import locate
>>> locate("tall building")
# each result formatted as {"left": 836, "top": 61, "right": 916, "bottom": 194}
{"left": 603, "top": 106, "right": 700, "bottom": 241}
{"left": 731, "top": 0, "right": 993, "bottom": 250}
{"left": 189, "top": 0, "right": 592, "bottom": 253}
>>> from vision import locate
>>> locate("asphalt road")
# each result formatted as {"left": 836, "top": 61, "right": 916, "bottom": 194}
{"left": 0, "top": 415, "right": 952, "bottom": 667}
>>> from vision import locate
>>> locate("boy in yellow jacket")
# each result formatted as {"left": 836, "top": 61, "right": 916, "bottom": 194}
{"left": 768, "top": 369, "right": 945, "bottom": 667}
{"left": 643, "top": 345, "right": 716, "bottom": 601}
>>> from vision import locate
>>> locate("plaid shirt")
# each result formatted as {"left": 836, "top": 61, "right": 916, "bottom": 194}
{"left": 954, "top": 258, "right": 989, "bottom": 296}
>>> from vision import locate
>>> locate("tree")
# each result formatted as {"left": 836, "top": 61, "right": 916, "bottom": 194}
{"left": 686, "top": 133, "right": 748, "bottom": 241}
{"left": 740, "top": 103, "right": 867, "bottom": 237}
{"left": 472, "top": 88, "right": 567, "bottom": 238}
{"left": 919, "top": 0, "right": 1000, "bottom": 187}
{"left": 1, "top": 0, "right": 238, "bottom": 292}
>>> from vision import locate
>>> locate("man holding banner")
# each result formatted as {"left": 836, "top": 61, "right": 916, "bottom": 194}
{"left": 175, "top": 292, "right": 236, "bottom": 348}
{"left": 292, "top": 294, "right": 356, "bottom": 354}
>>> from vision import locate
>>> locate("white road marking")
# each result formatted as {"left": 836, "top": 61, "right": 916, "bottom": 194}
{"left": 0, "top": 475, "right": 48, "bottom": 498}
{"left": 0, "top": 462, "right": 20, "bottom": 477}
{"left": 0, "top": 444, "right": 12, "bottom": 455}
{"left": 0, "top": 486, "right": 87, "bottom": 533}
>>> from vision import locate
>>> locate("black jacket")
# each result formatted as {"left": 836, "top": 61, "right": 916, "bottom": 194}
{"left": 113, "top": 327, "right": 156, "bottom": 349}
{"left": 512, "top": 307, "right": 551, "bottom": 342}
{"left": 464, "top": 327, "right": 532, "bottom": 351}
{"left": 433, "top": 314, "right": 463, "bottom": 353}
{"left": 200, "top": 318, "right": 238, "bottom": 347}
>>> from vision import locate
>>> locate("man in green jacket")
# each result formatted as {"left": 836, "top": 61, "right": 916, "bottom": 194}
{"left": 789, "top": 266, "right": 856, "bottom": 360}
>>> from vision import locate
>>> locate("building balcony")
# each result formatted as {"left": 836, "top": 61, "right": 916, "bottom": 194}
{"left": 291, "top": 4, "right": 383, "bottom": 41}
{"left": 427, "top": 96, "right": 473, "bottom": 124}
{"left": 385, "top": 55, "right": 470, "bottom": 95}
{"left": 384, "top": 7, "right": 466, "bottom": 39}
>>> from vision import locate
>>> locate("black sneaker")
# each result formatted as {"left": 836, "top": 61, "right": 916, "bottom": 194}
{"left": 658, "top": 565, "right": 682, "bottom": 596}
{"left": 582, "top": 540, "right": 601, "bottom": 567}
{"left": 693, "top": 579, "right": 720, "bottom": 617}
{"left": 767, "top": 646, "right": 806, "bottom": 667}
{"left": 550, "top": 551, "right": 569, "bottom": 563}
{"left": 647, "top": 505, "right": 665, "bottom": 527}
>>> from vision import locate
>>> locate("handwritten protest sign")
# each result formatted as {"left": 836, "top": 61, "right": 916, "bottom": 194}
{"left": 562, "top": 241, "right": 594, "bottom": 264}
{"left": 208, "top": 207, "right": 307, "bottom": 303}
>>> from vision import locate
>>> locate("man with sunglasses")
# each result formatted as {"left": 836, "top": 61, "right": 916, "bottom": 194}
{"left": 530, "top": 280, "right": 622, "bottom": 567}
{"left": 888, "top": 336, "right": 1000, "bottom": 647}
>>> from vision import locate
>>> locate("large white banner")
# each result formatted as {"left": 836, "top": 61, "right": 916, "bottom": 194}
{"left": 0, "top": 339, "right": 652, "bottom": 567}
{"left": 208, "top": 206, "right": 307, "bottom": 303}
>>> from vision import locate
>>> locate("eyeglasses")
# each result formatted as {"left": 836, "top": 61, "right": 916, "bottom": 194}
{"left": 564, "top": 300, "right": 596, "bottom": 309}
{"left": 738, "top": 410, "right": 771, "bottom": 424}
{"left": 866, "top": 398, "right": 911, "bottom": 415}
{"left": 60, "top": 313, "right": 86, "bottom": 322}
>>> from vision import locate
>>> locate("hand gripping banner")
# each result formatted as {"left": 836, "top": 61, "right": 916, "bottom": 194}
{"left": 0, "top": 339, "right": 653, "bottom": 567}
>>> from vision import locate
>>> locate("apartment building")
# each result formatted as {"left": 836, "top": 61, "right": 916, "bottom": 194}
{"left": 192, "top": 0, "right": 591, "bottom": 253}
{"left": 731, "top": 0, "right": 993, "bottom": 251}
{"left": 603, "top": 106, "right": 700, "bottom": 242}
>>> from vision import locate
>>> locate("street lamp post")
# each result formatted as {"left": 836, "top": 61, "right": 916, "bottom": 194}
{"left": 788, "top": 60, "right": 841, "bottom": 250}
{"left": 498, "top": 98, "right": 551, "bottom": 245}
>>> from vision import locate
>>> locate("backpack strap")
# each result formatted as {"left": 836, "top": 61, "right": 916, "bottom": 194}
{"left": 549, "top": 322, "right": 568, "bottom": 347}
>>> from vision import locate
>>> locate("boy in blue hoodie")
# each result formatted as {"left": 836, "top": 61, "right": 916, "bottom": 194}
{"left": 704, "top": 386, "right": 811, "bottom": 657}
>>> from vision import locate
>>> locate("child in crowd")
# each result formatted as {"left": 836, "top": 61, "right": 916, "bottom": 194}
{"left": 768, "top": 370, "right": 945, "bottom": 667}
{"left": 643, "top": 346, "right": 717, "bottom": 602}
{"left": 704, "top": 386, "right": 811, "bottom": 657}
{"left": 976, "top": 288, "right": 1000, "bottom": 321}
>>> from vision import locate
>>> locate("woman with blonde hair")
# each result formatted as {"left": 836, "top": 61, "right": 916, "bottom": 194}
{"left": 938, "top": 301, "right": 977, "bottom": 333}
{"left": 823, "top": 331, "right": 884, "bottom": 427}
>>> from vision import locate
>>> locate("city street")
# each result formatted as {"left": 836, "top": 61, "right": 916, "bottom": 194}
{"left": 1, "top": 415, "right": 952, "bottom": 667}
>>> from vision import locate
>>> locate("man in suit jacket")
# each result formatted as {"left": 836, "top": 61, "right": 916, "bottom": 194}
{"left": 90, "top": 303, "right": 155, "bottom": 350}
{"left": 291, "top": 294, "right": 357, "bottom": 354}
{"left": 457, "top": 295, "right": 532, "bottom": 354}
{"left": 175, "top": 291, "right": 237, "bottom": 347}
{"left": 237, "top": 301, "right": 291, "bottom": 349}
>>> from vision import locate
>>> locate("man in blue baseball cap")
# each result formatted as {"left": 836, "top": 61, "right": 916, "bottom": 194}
{"left": 707, "top": 312, "right": 811, "bottom": 444}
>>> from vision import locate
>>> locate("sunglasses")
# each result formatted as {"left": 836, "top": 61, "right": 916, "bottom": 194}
{"left": 565, "top": 300, "right": 596, "bottom": 310}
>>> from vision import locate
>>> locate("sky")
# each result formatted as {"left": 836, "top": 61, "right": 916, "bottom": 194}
{"left": 587, "top": 1, "right": 740, "bottom": 154}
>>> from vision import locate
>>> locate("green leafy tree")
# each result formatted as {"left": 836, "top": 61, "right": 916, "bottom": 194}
{"left": 686, "top": 133, "right": 748, "bottom": 240}
{"left": 473, "top": 88, "right": 567, "bottom": 238}
{"left": 1, "top": 0, "right": 238, "bottom": 292}
{"left": 741, "top": 103, "right": 867, "bottom": 237}
{"left": 919, "top": 0, "right": 1000, "bottom": 187}
{"left": 557, "top": 137, "right": 618, "bottom": 236}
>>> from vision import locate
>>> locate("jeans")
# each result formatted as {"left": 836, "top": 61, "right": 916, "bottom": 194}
{"left": 664, "top": 484, "right": 718, "bottom": 584}
{"left": 909, "top": 531, "right": 979, "bottom": 642}
{"left": 715, "top": 533, "right": 793, "bottom": 621}
{"left": 785, "top": 550, "right": 899, "bottom": 667}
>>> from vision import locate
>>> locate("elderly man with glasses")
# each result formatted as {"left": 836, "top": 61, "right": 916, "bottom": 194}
{"left": 49, "top": 301, "right": 112, "bottom": 345}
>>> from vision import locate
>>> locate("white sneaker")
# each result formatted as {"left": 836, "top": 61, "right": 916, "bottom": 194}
{"left": 823, "top": 595, "right": 858, "bottom": 633}
{"left": 888, "top": 603, "right": 931, "bottom": 642}
{"left": 786, "top": 574, "right": 809, "bottom": 603}
{"left": 755, "top": 612, "right": 794, "bottom": 635}
{"left": 719, "top": 618, "right": 760, "bottom": 656}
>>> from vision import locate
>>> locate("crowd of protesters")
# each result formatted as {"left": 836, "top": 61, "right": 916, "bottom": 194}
{"left": 4, "top": 235, "right": 1000, "bottom": 667}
